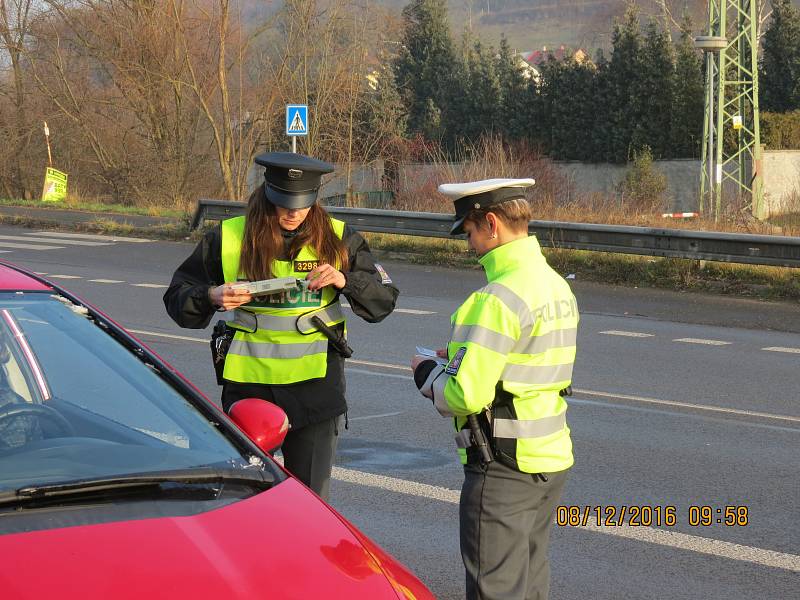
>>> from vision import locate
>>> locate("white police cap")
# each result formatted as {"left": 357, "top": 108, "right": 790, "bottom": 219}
{"left": 438, "top": 178, "right": 535, "bottom": 235}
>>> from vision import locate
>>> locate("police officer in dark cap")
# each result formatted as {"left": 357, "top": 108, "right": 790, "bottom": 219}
{"left": 256, "top": 152, "right": 334, "bottom": 209}
{"left": 165, "top": 152, "right": 399, "bottom": 500}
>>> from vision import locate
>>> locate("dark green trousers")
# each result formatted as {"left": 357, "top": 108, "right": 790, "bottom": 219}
{"left": 460, "top": 461, "right": 569, "bottom": 600}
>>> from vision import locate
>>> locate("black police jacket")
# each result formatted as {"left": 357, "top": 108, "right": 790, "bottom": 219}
{"left": 163, "top": 222, "right": 399, "bottom": 429}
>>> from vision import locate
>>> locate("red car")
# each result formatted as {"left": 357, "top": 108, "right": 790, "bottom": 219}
{"left": 0, "top": 262, "right": 433, "bottom": 599}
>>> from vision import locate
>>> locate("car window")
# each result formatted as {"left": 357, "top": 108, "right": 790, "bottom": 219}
{"left": 0, "top": 293, "right": 267, "bottom": 491}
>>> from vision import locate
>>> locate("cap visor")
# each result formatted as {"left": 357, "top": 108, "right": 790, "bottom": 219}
{"left": 265, "top": 184, "right": 318, "bottom": 209}
{"left": 450, "top": 216, "right": 466, "bottom": 236}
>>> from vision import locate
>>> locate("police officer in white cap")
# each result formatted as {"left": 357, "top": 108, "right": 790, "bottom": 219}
{"left": 411, "top": 178, "right": 579, "bottom": 599}
{"left": 165, "top": 152, "right": 399, "bottom": 500}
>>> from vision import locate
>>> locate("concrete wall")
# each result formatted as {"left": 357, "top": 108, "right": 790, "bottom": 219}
{"left": 762, "top": 151, "right": 800, "bottom": 217}
{"left": 552, "top": 159, "right": 700, "bottom": 213}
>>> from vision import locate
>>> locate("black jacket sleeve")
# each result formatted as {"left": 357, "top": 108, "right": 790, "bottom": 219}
{"left": 340, "top": 224, "right": 399, "bottom": 323}
{"left": 163, "top": 226, "right": 225, "bottom": 329}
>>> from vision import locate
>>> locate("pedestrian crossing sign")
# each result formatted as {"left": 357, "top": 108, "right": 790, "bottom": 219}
{"left": 286, "top": 105, "right": 309, "bottom": 136}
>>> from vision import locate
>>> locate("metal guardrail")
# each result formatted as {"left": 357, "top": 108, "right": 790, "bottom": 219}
{"left": 192, "top": 199, "right": 800, "bottom": 268}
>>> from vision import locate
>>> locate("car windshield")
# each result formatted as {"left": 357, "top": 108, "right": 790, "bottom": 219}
{"left": 0, "top": 292, "right": 267, "bottom": 492}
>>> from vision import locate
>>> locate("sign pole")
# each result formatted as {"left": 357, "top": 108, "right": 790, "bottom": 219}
{"left": 44, "top": 121, "right": 52, "bottom": 167}
{"left": 292, "top": 136, "right": 296, "bottom": 154}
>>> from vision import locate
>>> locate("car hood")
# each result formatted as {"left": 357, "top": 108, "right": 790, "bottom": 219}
{"left": 0, "top": 478, "right": 408, "bottom": 599}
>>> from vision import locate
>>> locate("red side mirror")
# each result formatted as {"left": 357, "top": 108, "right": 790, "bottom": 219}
{"left": 228, "top": 398, "right": 289, "bottom": 454}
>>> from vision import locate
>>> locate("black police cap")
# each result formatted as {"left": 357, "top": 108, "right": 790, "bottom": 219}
{"left": 254, "top": 152, "right": 334, "bottom": 209}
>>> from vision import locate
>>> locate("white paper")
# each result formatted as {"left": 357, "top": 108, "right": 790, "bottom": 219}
{"left": 415, "top": 346, "right": 438, "bottom": 357}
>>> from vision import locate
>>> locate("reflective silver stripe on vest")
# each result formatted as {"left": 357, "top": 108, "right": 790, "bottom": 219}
{"left": 501, "top": 362, "right": 573, "bottom": 384}
{"left": 514, "top": 327, "right": 578, "bottom": 355}
{"left": 231, "top": 303, "right": 345, "bottom": 334}
{"left": 493, "top": 411, "right": 567, "bottom": 439}
{"left": 296, "top": 302, "right": 346, "bottom": 334}
{"left": 479, "top": 282, "right": 533, "bottom": 331}
{"left": 228, "top": 339, "right": 329, "bottom": 359}
{"left": 432, "top": 370, "right": 453, "bottom": 417}
{"left": 231, "top": 310, "right": 292, "bottom": 332}
{"left": 451, "top": 324, "right": 516, "bottom": 355}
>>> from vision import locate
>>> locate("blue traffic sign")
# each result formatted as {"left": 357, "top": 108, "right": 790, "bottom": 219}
{"left": 286, "top": 105, "right": 308, "bottom": 136}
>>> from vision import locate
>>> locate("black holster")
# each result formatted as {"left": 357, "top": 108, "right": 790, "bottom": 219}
{"left": 310, "top": 316, "right": 353, "bottom": 358}
{"left": 210, "top": 320, "right": 234, "bottom": 385}
{"left": 486, "top": 385, "right": 520, "bottom": 471}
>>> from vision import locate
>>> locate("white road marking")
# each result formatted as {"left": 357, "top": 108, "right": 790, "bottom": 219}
{"left": 0, "top": 234, "right": 111, "bottom": 246}
{"left": 89, "top": 279, "right": 124, "bottom": 284}
{"left": 127, "top": 329, "right": 799, "bottom": 424}
{"left": 674, "top": 338, "right": 732, "bottom": 346}
{"left": 569, "top": 397, "right": 800, "bottom": 433}
{"left": 599, "top": 330, "right": 654, "bottom": 338}
{"left": 331, "top": 467, "right": 800, "bottom": 573}
{"left": 762, "top": 346, "right": 800, "bottom": 354}
{"left": 573, "top": 388, "right": 800, "bottom": 423}
{"left": 349, "top": 358, "right": 410, "bottom": 371}
{"left": 131, "top": 283, "right": 168, "bottom": 288}
{"left": 34, "top": 272, "right": 48, "bottom": 275}
{"left": 127, "top": 329, "right": 209, "bottom": 343}
{"left": 348, "top": 411, "right": 404, "bottom": 421}
{"left": 341, "top": 301, "right": 435, "bottom": 315}
{"left": 29, "top": 231, "right": 150, "bottom": 242}
{"left": 0, "top": 241, "right": 64, "bottom": 250}
{"left": 47, "top": 274, "right": 82, "bottom": 279}
{"left": 346, "top": 367, "right": 412, "bottom": 381}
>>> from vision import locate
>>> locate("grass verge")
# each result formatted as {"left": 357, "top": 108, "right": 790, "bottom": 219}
{"left": 0, "top": 214, "right": 192, "bottom": 240}
{"left": 0, "top": 198, "right": 187, "bottom": 219}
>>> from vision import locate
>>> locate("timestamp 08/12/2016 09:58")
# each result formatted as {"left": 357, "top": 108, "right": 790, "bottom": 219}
{"left": 555, "top": 505, "right": 750, "bottom": 528}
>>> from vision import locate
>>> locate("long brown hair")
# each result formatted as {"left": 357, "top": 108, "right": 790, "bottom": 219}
{"left": 240, "top": 186, "right": 349, "bottom": 280}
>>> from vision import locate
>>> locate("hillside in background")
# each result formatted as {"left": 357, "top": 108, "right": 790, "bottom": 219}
{"left": 446, "top": 0, "right": 711, "bottom": 54}
{"left": 236, "top": 2, "right": 800, "bottom": 58}
{"left": 238, "top": 1, "right": 713, "bottom": 54}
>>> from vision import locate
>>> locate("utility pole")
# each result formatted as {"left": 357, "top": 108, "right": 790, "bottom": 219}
{"left": 697, "top": 0, "right": 763, "bottom": 221}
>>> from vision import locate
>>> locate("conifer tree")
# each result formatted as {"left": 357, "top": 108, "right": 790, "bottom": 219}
{"left": 394, "top": 0, "right": 456, "bottom": 140}
{"left": 760, "top": 0, "right": 800, "bottom": 112}
{"left": 640, "top": 19, "right": 675, "bottom": 158}
{"left": 458, "top": 38, "right": 501, "bottom": 143}
{"left": 606, "top": 6, "right": 646, "bottom": 162}
{"left": 590, "top": 50, "right": 613, "bottom": 162}
{"left": 540, "top": 56, "right": 597, "bottom": 160}
{"left": 496, "top": 36, "right": 532, "bottom": 143}
{"left": 671, "top": 16, "right": 704, "bottom": 157}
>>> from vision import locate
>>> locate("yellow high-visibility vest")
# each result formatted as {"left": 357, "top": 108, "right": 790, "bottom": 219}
{"left": 220, "top": 215, "right": 346, "bottom": 385}
{"left": 438, "top": 235, "right": 577, "bottom": 473}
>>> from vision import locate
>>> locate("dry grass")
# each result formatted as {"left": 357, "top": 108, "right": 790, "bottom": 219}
{"left": 390, "top": 136, "right": 799, "bottom": 238}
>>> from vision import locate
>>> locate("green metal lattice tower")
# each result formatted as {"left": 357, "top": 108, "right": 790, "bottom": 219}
{"left": 697, "top": 0, "right": 764, "bottom": 221}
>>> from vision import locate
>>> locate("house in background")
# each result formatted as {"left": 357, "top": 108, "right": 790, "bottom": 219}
{"left": 521, "top": 45, "right": 589, "bottom": 67}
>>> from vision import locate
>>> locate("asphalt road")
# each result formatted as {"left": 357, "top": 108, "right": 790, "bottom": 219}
{"left": 1, "top": 224, "right": 798, "bottom": 599}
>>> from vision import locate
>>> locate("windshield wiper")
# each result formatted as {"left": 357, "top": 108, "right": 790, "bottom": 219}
{"left": 0, "top": 467, "right": 273, "bottom": 509}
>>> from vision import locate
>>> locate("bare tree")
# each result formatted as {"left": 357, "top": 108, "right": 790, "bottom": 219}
{"left": 0, "top": 0, "right": 35, "bottom": 198}
{"left": 170, "top": 0, "right": 283, "bottom": 200}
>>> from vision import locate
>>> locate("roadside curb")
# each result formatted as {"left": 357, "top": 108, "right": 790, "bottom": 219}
{"left": 0, "top": 206, "right": 192, "bottom": 241}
